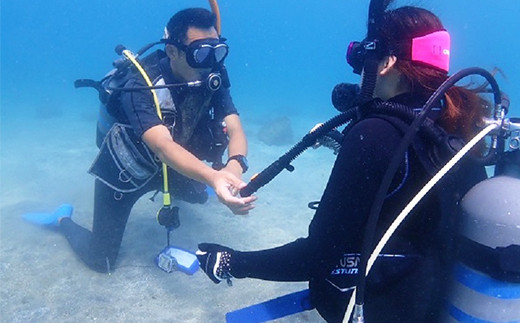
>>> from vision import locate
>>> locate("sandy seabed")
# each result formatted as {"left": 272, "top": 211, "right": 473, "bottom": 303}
{"left": 1, "top": 111, "right": 336, "bottom": 322}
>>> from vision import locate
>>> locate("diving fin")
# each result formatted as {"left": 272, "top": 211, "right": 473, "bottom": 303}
{"left": 22, "top": 204, "right": 73, "bottom": 227}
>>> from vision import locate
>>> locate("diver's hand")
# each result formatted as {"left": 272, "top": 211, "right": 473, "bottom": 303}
{"left": 222, "top": 159, "right": 244, "bottom": 180}
{"left": 211, "top": 170, "right": 256, "bottom": 215}
{"left": 196, "top": 243, "right": 235, "bottom": 284}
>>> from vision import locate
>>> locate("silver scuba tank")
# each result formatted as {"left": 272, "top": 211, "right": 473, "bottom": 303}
{"left": 445, "top": 142, "right": 520, "bottom": 321}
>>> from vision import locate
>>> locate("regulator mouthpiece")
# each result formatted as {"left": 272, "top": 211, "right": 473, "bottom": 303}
{"left": 206, "top": 72, "right": 222, "bottom": 91}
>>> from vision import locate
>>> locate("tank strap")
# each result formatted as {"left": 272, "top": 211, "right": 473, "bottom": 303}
{"left": 457, "top": 236, "right": 520, "bottom": 283}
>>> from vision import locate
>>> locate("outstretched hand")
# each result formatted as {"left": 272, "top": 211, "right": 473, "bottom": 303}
{"left": 196, "top": 243, "right": 235, "bottom": 284}
{"left": 211, "top": 170, "right": 256, "bottom": 215}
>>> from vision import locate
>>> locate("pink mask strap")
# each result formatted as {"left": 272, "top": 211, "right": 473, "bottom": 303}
{"left": 411, "top": 30, "right": 451, "bottom": 73}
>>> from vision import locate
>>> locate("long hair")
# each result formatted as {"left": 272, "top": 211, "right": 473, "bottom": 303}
{"left": 379, "top": 6, "right": 489, "bottom": 145}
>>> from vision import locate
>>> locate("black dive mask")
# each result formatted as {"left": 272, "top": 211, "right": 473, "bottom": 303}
{"left": 346, "top": 39, "right": 384, "bottom": 75}
{"left": 163, "top": 37, "right": 229, "bottom": 69}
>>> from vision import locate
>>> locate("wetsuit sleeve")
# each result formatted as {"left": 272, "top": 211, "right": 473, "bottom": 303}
{"left": 230, "top": 118, "right": 404, "bottom": 282}
{"left": 119, "top": 78, "right": 163, "bottom": 139}
{"left": 231, "top": 238, "right": 313, "bottom": 281}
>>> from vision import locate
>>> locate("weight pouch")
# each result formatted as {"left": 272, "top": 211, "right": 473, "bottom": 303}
{"left": 89, "top": 123, "right": 159, "bottom": 192}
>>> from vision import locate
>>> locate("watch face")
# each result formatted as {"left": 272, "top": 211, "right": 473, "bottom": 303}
{"left": 229, "top": 155, "right": 248, "bottom": 173}
{"left": 240, "top": 156, "right": 249, "bottom": 169}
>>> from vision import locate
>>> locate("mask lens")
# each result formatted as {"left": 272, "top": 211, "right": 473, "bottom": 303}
{"left": 187, "top": 40, "right": 228, "bottom": 68}
{"left": 193, "top": 46, "right": 212, "bottom": 64}
{"left": 214, "top": 44, "right": 229, "bottom": 63}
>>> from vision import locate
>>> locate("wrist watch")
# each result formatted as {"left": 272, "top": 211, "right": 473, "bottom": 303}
{"left": 226, "top": 154, "right": 249, "bottom": 173}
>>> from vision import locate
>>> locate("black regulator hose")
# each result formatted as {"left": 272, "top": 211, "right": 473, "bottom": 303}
{"left": 240, "top": 108, "right": 359, "bottom": 197}
{"left": 354, "top": 67, "right": 502, "bottom": 308}
{"left": 239, "top": 99, "right": 431, "bottom": 198}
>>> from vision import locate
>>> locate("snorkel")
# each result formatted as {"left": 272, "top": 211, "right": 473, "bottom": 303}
{"left": 355, "top": 0, "right": 390, "bottom": 106}
{"left": 209, "top": 0, "right": 222, "bottom": 36}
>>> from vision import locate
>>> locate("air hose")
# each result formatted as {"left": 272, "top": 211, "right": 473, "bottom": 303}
{"left": 240, "top": 108, "right": 357, "bottom": 197}
{"left": 239, "top": 100, "right": 433, "bottom": 197}
{"left": 120, "top": 49, "right": 173, "bottom": 209}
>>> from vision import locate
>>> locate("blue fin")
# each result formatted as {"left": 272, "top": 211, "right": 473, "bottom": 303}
{"left": 226, "top": 289, "right": 312, "bottom": 323}
{"left": 22, "top": 204, "right": 74, "bottom": 227}
{"left": 206, "top": 185, "right": 216, "bottom": 197}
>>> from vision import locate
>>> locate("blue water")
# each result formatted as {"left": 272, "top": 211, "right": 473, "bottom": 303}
{"left": 1, "top": 1, "right": 520, "bottom": 322}
{"left": 2, "top": 0, "right": 518, "bottom": 124}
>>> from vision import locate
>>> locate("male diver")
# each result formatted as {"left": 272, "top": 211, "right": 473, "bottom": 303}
{"left": 23, "top": 8, "right": 256, "bottom": 273}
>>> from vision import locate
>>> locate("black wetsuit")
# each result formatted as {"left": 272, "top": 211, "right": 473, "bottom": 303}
{"left": 228, "top": 95, "right": 486, "bottom": 322}
{"left": 60, "top": 53, "right": 238, "bottom": 273}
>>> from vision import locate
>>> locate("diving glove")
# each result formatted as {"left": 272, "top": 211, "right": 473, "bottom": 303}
{"left": 196, "top": 243, "right": 234, "bottom": 285}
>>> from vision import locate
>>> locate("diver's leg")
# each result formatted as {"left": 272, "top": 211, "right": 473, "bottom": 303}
{"left": 60, "top": 179, "right": 145, "bottom": 273}
{"left": 89, "top": 179, "right": 141, "bottom": 272}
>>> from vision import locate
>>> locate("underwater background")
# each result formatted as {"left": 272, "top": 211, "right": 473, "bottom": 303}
{"left": 1, "top": 0, "right": 520, "bottom": 322}
{"left": 2, "top": 0, "right": 519, "bottom": 125}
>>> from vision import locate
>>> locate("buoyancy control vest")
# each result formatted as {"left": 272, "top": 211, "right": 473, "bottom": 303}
{"left": 95, "top": 49, "right": 229, "bottom": 167}
{"left": 83, "top": 49, "right": 229, "bottom": 194}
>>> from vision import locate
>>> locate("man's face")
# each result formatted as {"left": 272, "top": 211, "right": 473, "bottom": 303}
{"left": 168, "top": 26, "right": 219, "bottom": 82}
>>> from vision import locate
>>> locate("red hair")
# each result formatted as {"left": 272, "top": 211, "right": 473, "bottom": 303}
{"left": 380, "top": 6, "right": 489, "bottom": 145}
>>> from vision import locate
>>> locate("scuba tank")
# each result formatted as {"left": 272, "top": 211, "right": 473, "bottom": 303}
{"left": 446, "top": 123, "right": 520, "bottom": 322}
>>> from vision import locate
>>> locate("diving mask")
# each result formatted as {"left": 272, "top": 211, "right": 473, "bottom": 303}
{"left": 163, "top": 37, "right": 229, "bottom": 69}
{"left": 346, "top": 39, "right": 381, "bottom": 75}
{"left": 346, "top": 30, "right": 451, "bottom": 75}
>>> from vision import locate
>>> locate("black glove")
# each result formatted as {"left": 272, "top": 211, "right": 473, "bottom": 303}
{"left": 196, "top": 243, "right": 235, "bottom": 285}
